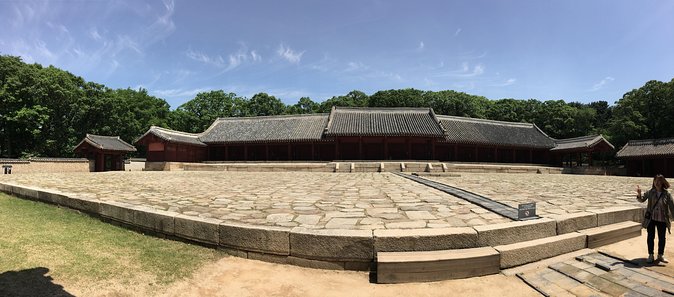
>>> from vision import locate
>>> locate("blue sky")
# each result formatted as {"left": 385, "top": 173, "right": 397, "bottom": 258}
{"left": 1, "top": 0, "right": 673, "bottom": 108}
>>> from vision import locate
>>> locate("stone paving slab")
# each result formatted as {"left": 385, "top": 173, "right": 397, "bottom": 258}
{"left": 428, "top": 173, "right": 652, "bottom": 217}
{"left": 0, "top": 171, "right": 511, "bottom": 230}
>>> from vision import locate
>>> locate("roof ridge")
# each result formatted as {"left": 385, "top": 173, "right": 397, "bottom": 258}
{"left": 628, "top": 137, "right": 674, "bottom": 144}
{"left": 554, "top": 135, "right": 600, "bottom": 143}
{"left": 436, "top": 115, "right": 535, "bottom": 127}
{"left": 151, "top": 126, "right": 201, "bottom": 137}
{"left": 334, "top": 106, "right": 432, "bottom": 112}
{"left": 213, "top": 113, "right": 329, "bottom": 121}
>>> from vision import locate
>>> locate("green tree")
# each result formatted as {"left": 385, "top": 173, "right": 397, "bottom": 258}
{"left": 170, "top": 90, "right": 246, "bottom": 133}
{"left": 319, "top": 90, "right": 369, "bottom": 112}
{"left": 247, "top": 92, "right": 285, "bottom": 116}
{"left": 288, "top": 97, "right": 319, "bottom": 114}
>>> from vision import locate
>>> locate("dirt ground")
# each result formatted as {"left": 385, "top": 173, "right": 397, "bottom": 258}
{"left": 20, "top": 231, "right": 674, "bottom": 297}
{"left": 158, "top": 230, "right": 674, "bottom": 297}
{"left": 160, "top": 257, "right": 540, "bottom": 297}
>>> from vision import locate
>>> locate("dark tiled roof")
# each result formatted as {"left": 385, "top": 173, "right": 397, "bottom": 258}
{"left": 199, "top": 114, "right": 329, "bottom": 144}
{"left": 438, "top": 116, "right": 556, "bottom": 148}
{"left": 138, "top": 126, "right": 206, "bottom": 146}
{"left": 616, "top": 137, "right": 674, "bottom": 158}
{"left": 323, "top": 107, "right": 445, "bottom": 137}
{"left": 75, "top": 134, "right": 137, "bottom": 152}
{"left": 550, "top": 135, "right": 614, "bottom": 152}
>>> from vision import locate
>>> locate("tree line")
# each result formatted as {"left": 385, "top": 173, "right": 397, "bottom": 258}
{"left": 1, "top": 55, "right": 673, "bottom": 158}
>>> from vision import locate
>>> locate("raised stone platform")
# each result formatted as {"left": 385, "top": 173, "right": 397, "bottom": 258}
{"left": 0, "top": 171, "right": 650, "bottom": 281}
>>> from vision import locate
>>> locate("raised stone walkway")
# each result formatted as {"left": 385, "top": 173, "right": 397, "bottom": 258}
{"left": 0, "top": 171, "right": 652, "bottom": 274}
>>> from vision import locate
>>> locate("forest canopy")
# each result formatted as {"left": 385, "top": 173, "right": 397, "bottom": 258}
{"left": 1, "top": 55, "right": 672, "bottom": 158}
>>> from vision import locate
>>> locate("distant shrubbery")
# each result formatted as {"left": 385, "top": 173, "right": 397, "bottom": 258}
{"left": 1, "top": 54, "right": 673, "bottom": 158}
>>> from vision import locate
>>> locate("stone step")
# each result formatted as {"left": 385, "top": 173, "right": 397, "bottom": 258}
{"left": 376, "top": 247, "right": 500, "bottom": 283}
{"left": 578, "top": 221, "right": 642, "bottom": 248}
{"left": 494, "top": 232, "right": 587, "bottom": 269}
{"left": 517, "top": 268, "right": 608, "bottom": 297}
{"left": 549, "top": 261, "right": 654, "bottom": 296}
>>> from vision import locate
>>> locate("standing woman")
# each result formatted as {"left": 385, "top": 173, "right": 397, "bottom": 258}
{"left": 637, "top": 174, "right": 674, "bottom": 263}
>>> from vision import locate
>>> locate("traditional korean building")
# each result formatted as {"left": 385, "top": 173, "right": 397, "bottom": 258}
{"left": 73, "top": 134, "right": 136, "bottom": 171}
{"left": 135, "top": 126, "right": 207, "bottom": 162}
{"left": 550, "top": 135, "right": 615, "bottom": 167}
{"left": 134, "top": 107, "right": 613, "bottom": 165}
{"left": 616, "top": 137, "right": 674, "bottom": 177}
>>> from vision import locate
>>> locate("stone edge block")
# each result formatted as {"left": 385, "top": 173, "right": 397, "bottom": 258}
{"left": 174, "top": 214, "right": 222, "bottom": 245}
{"left": 58, "top": 195, "right": 101, "bottom": 214}
{"left": 99, "top": 201, "right": 136, "bottom": 224}
{"left": 373, "top": 227, "right": 478, "bottom": 252}
{"left": 474, "top": 218, "right": 557, "bottom": 247}
{"left": 132, "top": 207, "right": 175, "bottom": 235}
{"left": 494, "top": 232, "right": 587, "bottom": 269}
{"left": 290, "top": 227, "right": 374, "bottom": 262}
{"left": 287, "top": 256, "right": 345, "bottom": 270}
{"left": 549, "top": 212, "right": 598, "bottom": 234}
{"left": 590, "top": 206, "right": 642, "bottom": 226}
{"left": 219, "top": 223, "right": 290, "bottom": 255}
{"left": 37, "top": 190, "right": 68, "bottom": 205}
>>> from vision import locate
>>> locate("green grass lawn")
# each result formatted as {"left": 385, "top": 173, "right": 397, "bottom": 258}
{"left": 0, "top": 192, "right": 224, "bottom": 288}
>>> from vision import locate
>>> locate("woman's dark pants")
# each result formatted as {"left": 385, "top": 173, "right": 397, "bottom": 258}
{"left": 647, "top": 220, "right": 667, "bottom": 255}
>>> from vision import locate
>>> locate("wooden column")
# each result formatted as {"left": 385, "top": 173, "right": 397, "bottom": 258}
{"left": 529, "top": 149, "right": 533, "bottom": 164}
{"left": 335, "top": 140, "right": 340, "bottom": 160}
{"left": 474, "top": 145, "right": 478, "bottom": 162}
{"left": 407, "top": 138, "right": 412, "bottom": 159}
{"left": 512, "top": 149, "right": 516, "bottom": 163}
{"left": 311, "top": 143, "right": 315, "bottom": 161}
{"left": 588, "top": 150, "right": 593, "bottom": 167}
{"left": 244, "top": 145, "right": 248, "bottom": 161}
{"left": 287, "top": 144, "right": 291, "bottom": 160}
{"left": 265, "top": 144, "right": 269, "bottom": 160}
{"left": 494, "top": 147, "right": 498, "bottom": 162}
{"left": 359, "top": 136, "right": 363, "bottom": 160}
{"left": 431, "top": 140, "right": 436, "bottom": 160}
{"left": 96, "top": 153, "right": 104, "bottom": 172}
{"left": 384, "top": 136, "right": 389, "bottom": 160}
{"left": 454, "top": 145, "right": 458, "bottom": 161}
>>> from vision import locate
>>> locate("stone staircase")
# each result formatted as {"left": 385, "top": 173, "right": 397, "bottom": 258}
{"left": 517, "top": 252, "right": 674, "bottom": 297}
{"left": 375, "top": 221, "right": 643, "bottom": 284}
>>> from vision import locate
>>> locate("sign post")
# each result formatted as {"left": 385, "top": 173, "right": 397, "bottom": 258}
{"left": 518, "top": 202, "right": 536, "bottom": 220}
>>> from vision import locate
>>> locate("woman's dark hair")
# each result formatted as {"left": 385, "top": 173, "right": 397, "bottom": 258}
{"left": 653, "top": 174, "right": 670, "bottom": 189}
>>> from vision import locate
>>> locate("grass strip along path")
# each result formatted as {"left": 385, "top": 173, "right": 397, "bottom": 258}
{"left": 0, "top": 192, "right": 225, "bottom": 296}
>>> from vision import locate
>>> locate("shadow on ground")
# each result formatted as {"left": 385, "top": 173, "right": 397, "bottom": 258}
{"left": 0, "top": 267, "right": 74, "bottom": 297}
{"left": 628, "top": 257, "right": 669, "bottom": 268}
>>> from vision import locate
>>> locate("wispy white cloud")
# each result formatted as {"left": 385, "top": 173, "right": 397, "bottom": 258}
{"left": 89, "top": 27, "right": 103, "bottom": 41}
{"left": 277, "top": 44, "right": 305, "bottom": 64}
{"left": 435, "top": 62, "right": 485, "bottom": 78}
{"left": 186, "top": 48, "right": 226, "bottom": 67}
{"left": 344, "top": 61, "right": 368, "bottom": 72}
{"left": 454, "top": 28, "right": 462, "bottom": 37}
{"left": 186, "top": 44, "right": 262, "bottom": 71}
{"left": 590, "top": 76, "right": 615, "bottom": 91}
{"left": 492, "top": 78, "right": 516, "bottom": 87}
{"left": 417, "top": 41, "right": 425, "bottom": 51}
{"left": 250, "top": 50, "right": 261, "bottom": 62}
{"left": 151, "top": 87, "right": 211, "bottom": 99}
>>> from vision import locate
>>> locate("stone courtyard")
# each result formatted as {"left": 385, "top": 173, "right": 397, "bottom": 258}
{"left": 0, "top": 171, "right": 652, "bottom": 230}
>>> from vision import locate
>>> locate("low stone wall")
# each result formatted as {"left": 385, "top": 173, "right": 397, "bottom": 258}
{"left": 0, "top": 158, "right": 90, "bottom": 174}
{"left": 562, "top": 166, "right": 627, "bottom": 176}
{"left": 145, "top": 161, "right": 563, "bottom": 174}
{"left": 0, "top": 181, "right": 644, "bottom": 274}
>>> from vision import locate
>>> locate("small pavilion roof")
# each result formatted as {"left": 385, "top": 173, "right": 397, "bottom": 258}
{"left": 616, "top": 137, "right": 674, "bottom": 158}
{"left": 551, "top": 135, "right": 615, "bottom": 153}
{"left": 74, "top": 134, "right": 136, "bottom": 152}
{"left": 136, "top": 126, "right": 206, "bottom": 147}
